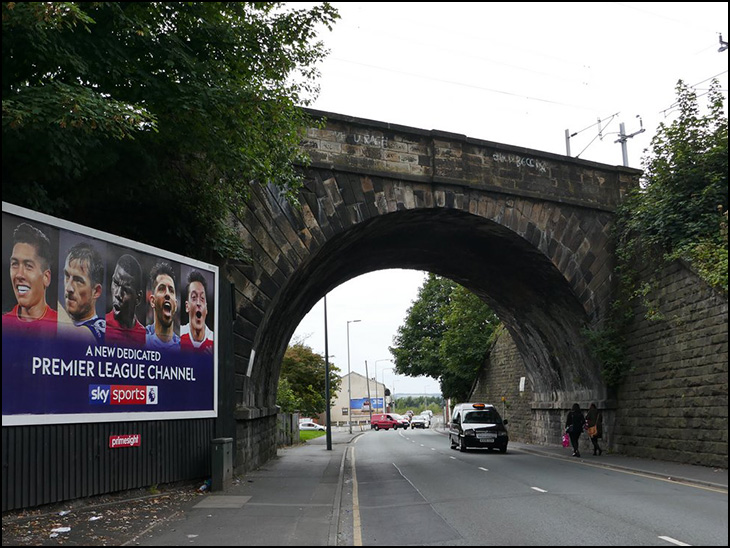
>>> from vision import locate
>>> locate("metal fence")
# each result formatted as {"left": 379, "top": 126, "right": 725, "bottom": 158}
{"left": 2, "top": 419, "right": 214, "bottom": 511}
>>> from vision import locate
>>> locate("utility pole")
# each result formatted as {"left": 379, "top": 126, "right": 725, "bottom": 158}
{"left": 346, "top": 319, "right": 361, "bottom": 434}
{"left": 364, "top": 360, "right": 373, "bottom": 425}
{"left": 324, "top": 295, "right": 331, "bottom": 450}
{"left": 565, "top": 113, "right": 617, "bottom": 158}
{"left": 614, "top": 116, "right": 645, "bottom": 167}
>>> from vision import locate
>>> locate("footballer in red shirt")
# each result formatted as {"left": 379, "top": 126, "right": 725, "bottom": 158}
{"left": 105, "top": 254, "right": 146, "bottom": 347}
{"left": 180, "top": 270, "right": 214, "bottom": 354}
{"left": 3, "top": 222, "right": 57, "bottom": 338}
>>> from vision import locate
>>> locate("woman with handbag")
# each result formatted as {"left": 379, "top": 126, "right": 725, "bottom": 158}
{"left": 586, "top": 403, "right": 603, "bottom": 456}
{"left": 565, "top": 403, "right": 585, "bottom": 457}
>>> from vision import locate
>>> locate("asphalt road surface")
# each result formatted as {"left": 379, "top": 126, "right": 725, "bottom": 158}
{"left": 342, "top": 427, "right": 728, "bottom": 546}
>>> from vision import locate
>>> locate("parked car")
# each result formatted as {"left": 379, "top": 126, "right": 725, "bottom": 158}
{"left": 371, "top": 413, "right": 401, "bottom": 430}
{"left": 299, "top": 421, "right": 325, "bottom": 431}
{"left": 449, "top": 402, "right": 508, "bottom": 453}
{"left": 410, "top": 414, "right": 430, "bottom": 428}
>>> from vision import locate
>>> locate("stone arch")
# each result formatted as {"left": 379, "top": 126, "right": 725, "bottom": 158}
{"left": 223, "top": 112, "right": 642, "bottom": 473}
{"left": 231, "top": 165, "right": 625, "bottom": 413}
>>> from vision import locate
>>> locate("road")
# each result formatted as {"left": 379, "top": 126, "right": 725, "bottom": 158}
{"left": 341, "top": 427, "right": 728, "bottom": 546}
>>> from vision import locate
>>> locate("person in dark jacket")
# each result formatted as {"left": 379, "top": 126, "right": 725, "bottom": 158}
{"left": 565, "top": 403, "right": 585, "bottom": 457}
{"left": 586, "top": 403, "right": 603, "bottom": 456}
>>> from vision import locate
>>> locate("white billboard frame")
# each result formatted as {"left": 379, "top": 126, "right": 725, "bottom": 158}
{"left": 2, "top": 201, "right": 219, "bottom": 426}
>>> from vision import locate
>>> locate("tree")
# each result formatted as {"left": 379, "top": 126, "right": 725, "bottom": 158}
{"left": 389, "top": 274, "right": 453, "bottom": 380}
{"left": 2, "top": 2, "right": 339, "bottom": 262}
{"left": 438, "top": 285, "right": 500, "bottom": 400}
{"left": 276, "top": 377, "right": 300, "bottom": 415}
{"left": 389, "top": 274, "right": 501, "bottom": 401}
{"left": 391, "top": 395, "right": 444, "bottom": 416}
{"left": 277, "top": 342, "right": 341, "bottom": 417}
{"left": 589, "top": 79, "right": 728, "bottom": 388}
{"left": 615, "top": 79, "right": 728, "bottom": 293}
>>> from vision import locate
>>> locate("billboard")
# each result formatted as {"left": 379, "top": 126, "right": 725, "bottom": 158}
{"left": 350, "top": 397, "right": 385, "bottom": 415}
{"left": 2, "top": 202, "right": 218, "bottom": 425}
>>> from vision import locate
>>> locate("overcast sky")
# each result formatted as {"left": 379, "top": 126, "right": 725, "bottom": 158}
{"left": 289, "top": 2, "right": 728, "bottom": 395}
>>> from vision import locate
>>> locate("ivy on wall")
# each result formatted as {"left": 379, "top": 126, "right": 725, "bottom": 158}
{"left": 588, "top": 79, "right": 728, "bottom": 388}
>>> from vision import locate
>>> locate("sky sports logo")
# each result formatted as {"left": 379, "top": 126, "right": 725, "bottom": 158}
{"left": 89, "top": 385, "right": 158, "bottom": 405}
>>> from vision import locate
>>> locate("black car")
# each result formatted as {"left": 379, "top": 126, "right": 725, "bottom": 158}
{"left": 449, "top": 403, "right": 509, "bottom": 453}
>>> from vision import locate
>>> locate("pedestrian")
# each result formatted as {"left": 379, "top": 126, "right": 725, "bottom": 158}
{"left": 565, "top": 403, "right": 585, "bottom": 457}
{"left": 586, "top": 403, "right": 603, "bottom": 456}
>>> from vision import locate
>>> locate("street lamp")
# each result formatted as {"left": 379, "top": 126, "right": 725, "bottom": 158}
{"left": 374, "top": 359, "right": 392, "bottom": 414}
{"left": 323, "top": 295, "right": 332, "bottom": 451}
{"left": 346, "top": 319, "right": 361, "bottom": 434}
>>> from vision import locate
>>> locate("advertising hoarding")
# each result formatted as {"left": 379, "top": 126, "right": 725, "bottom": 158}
{"left": 2, "top": 202, "right": 218, "bottom": 425}
{"left": 350, "top": 397, "right": 384, "bottom": 415}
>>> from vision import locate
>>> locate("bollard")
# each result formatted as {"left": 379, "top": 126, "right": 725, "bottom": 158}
{"left": 211, "top": 437, "right": 233, "bottom": 492}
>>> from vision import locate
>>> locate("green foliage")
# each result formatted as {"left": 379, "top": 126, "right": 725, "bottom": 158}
{"left": 389, "top": 274, "right": 502, "bottom": 401}
{"left": 275, "top": 377, "right": 300, "bottom": 414}
{"left": 439, "top": 285, "right": 501, "bottom": 400}
{"left": 673, "top": 233, "right": 728, "bottom": 290}
{"left": 391, "top": 395, "right": 444, "bottom": 416}
{"left": 277, "top": 342, "right": 341, "bottom": 417}
{"left": 615, "top": 79, "right": 728, "bottom": 294}
{"left": 299, "top": 430, "right": 325, "bottom": 442}
{"left": 581, "top": 324, "right": 630, "bottom": 388}
{"left": 598, "top": 79, "right": 728, "bottom": 388}
{"left": 389, "top": 274, "right": 453, "bottom": 379}
{"left": 2, "top": 2, "right": 339, "bottom": 262}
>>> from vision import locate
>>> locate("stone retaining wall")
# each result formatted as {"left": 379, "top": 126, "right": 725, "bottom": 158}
{"left": 472, "top": 329, "right": 613, "bottom": 455}
{"left": 473, "top": 259, "right": 727, "bottom": 467}
{"left": 234, "top": 407, "right": 279, "bottom": 475}
{"left": 615, "top": 260, "right": 728, "bottom": 468}
{"left": 470, "top": 327, "right": 533, "bottom": 443}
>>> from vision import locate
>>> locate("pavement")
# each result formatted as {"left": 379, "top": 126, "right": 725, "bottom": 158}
{"left": 2, "top": 425, "right": 727, "bottom": 546}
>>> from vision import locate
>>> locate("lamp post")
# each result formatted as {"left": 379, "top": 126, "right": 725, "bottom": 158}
{"left": 374, "top": 359, "right": 392, "bottom": 414}
{"left": 323, "top": 295, "right": 332, "bottom": 450}
{"left": 346, "top": 319, "right": 361, "bottom": 434}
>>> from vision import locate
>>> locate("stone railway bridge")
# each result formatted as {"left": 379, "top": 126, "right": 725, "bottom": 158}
{"left": 4, "top": 111, "right": 724, "bottom": 513}
{"left": 228, "top": 109, "right": 641, "bottom": 470}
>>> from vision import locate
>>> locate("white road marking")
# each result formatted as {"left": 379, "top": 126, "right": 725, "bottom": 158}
{"left": 658, "top": 536, "right": 691, "bottom": 546}
{"left": 519, "top": 449, "right": 727, "bottom": 494}
{"left": 531, "top": 487, "right": 548, "bottom": 493}
{"left": 478, "top": 467, "right": 489, "bottom": 472}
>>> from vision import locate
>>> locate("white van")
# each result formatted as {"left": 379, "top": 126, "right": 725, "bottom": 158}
{"left": 449, "top": 403, "right": 509, "bottom": 453}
